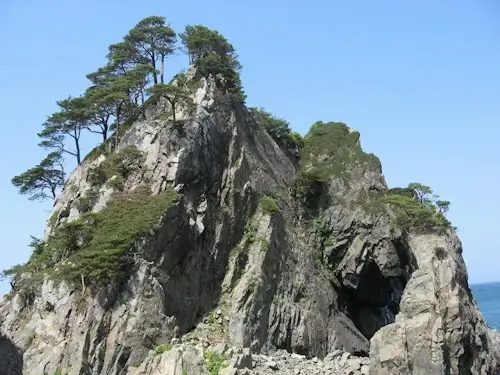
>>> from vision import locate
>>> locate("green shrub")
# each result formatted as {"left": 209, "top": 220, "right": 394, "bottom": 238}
{"left": 20, "top": 187, "right": 178, "bottom": 287}
{"left": 381, "top": 184, "right": 451, "bottom": 232}
{"left": 249, "top": 107, "right": 303, "bottom": 152}
{"left": 57, "top": 187, "right": 179, "bottom": 285}
{"left": 204, "top": 351, "right": 228, "bottom": 375}
{"left": 242, "top": 221, "right": 258, "bottom": 245}
{"left": 299, "top": 121, "right": 381, "bottom": 181}
{"left": 106, "top": 175, "right": 125, "bottom": 191}
{"left": 154, "top": 344, "right": 173, "bottom": 355}
{"left": 259, "top": 195, "right": 279, "bottom": 215}
{"left": 75, "top": 190, "right": 100, "bottom": 213}
{"left": 88, "top": 146, "right": 144, "bottom": 188}
{"left": 171, "top": 71, "right": 204, "bottom": 94}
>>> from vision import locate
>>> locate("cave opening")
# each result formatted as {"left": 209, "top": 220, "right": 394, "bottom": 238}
{"left": 339, "top": 260, "right": 407, "bottom": 340}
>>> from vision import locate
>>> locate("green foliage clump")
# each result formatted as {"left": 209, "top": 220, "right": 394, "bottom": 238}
{"left": 57, "top": 187, "right": 178, "bottom": 285}
{"left": 355, "top": 183, "right": 452, "bottom": 233}
{"left": 88, "top": 146, "right": 144, "bottom": 188}
{"left": 12, "top": 187, "right": 178, "bottom": 288}
{"left": 240, "top": 217, "right": 271, "bottom": 253}
{"left": 11, "top": 152, "right": 65, "bottom": 202}
{"left": 300, "top": 121, "right": 381, "bottom": 181}
{"left": 180, "top": 25, "right": 245, "bottom": 103}
{"left": 203, "top": 351, "right": 228, "bottom": 375}
{"left": 259, "top": 195, "right": 280, "bottom": 215}
{"left": 147, "top": 82, "right": 194, "bottom": 127}
{"left": 154, "top": 343, "right": 173, "bottom": 355}
{"left": 381, "top": 183, "right": 452, "bottom": 232}
{"left": 295, "top": 168, "right": 327, "bottom": 191}
{"left": 0, "top": 264, "right": 24, "bottom": 282}
{"left": 75, "top": 190, "right": 100, "bottom": 213}
{"left": 170, "top": 71, "right": 204, "bottom": 95}
{"left": 249, "top": 107, "right": 304, "bottom": 154}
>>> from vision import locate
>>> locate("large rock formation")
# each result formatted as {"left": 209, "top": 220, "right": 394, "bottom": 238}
{"left": 0, "top": 66, "right": 498, "bottom": 375}
{"left": 0, "top": 331, "right": 23, "bottom": 375}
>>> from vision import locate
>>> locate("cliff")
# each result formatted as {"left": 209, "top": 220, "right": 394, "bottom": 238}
{"left": 1, "top": 66, "right": 498, "bottom": 375}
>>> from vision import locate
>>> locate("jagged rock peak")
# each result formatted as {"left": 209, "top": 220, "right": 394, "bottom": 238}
{"left": 2, "top": 51, "right": 498, "bottom": 375}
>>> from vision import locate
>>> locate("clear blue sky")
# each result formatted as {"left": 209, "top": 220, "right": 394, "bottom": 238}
{"left": 1, "top": 0, "right": 499, "bottom": 295}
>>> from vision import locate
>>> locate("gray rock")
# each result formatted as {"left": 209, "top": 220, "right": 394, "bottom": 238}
{"left": 220, "top": 368, "right": 238, "bottom": 375}
{"left": 0, "top": 332, "right": 23, "bottom": 375}
{"left": 233, "top": 348, "right": 253, "bottom": 369}
{"left": 339, "top": 352, "right": 350, "bottom": 367}
{"left": 211, "top": 343, "right": 228, "bottom": 355}
{"left": 0, "top": 62, "right": 497, "bottom": 375}
{"left": 346, "top": 358, "right": 361, "bottom": 371}
{"left": 370, "top": 232, "right": 499, "bottom": 374}
{"left": 267, "top": 361, "right": 279, "bottom": 370}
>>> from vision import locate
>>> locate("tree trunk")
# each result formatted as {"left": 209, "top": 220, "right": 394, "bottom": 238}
{"left": 115, "top": 105, "right": 122, "bottom": 149}
{"left": 160, "top": 55, "right": 165, "bottom": 84}
{"left": 75, "top": 137, "right": 81, "bottom": 165}
{"left": 152, "top": 54, "right": 158, "bottom": 85}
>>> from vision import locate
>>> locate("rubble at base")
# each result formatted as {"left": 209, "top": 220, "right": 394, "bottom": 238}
{"left": 131, "top": 342, "right": 370, "bottom": 375}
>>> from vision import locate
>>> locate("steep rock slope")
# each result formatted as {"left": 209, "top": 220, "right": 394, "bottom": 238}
{"left": 0, "top": 68, "right": 498, "bottom": 375}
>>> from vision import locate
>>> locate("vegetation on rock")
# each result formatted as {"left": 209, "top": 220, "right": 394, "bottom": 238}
{"left": 180, "top": 25, "right": 245, "bottom": 103}
{"left": 146, "top": 82, "right": 194, "bottom": 127}
{"left": 87, "top": 145, "right": 144, "bottom": 189}
{"left": 6, "top": 14, "right": 455, "bottom": 297}
{"left": 249, "top": 107, "right": 303, "bottom": 155}
{"left": 203, "top": 350, "right": 228, "bottom": 375}
{"left": 154, "top": 344, "right": 173, "bottom": 355}
{"left": 382, "top": 182, "right": 452, "bottom": 232}
{"left": 11, "top": 152, "right": 65, "bottom": 202}
{"left": 259, "top": 195, "right": 280, "bottom": 215}
{"left": 11, "top": 16, "right": 244, "bottom": 204}
{"left": 9, "top": 187, "right": 178, "bottom": 289}
{"left": 300, "top": 121, "right": 381, "bottom": 181}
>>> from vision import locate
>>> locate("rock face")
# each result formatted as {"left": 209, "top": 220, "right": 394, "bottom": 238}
{"left": 0, "top": 333, "right": 23, "bottom": 375}
{"left": 369, "top": 233, "right": 498, "bottom": 374}
{"left": 0, "top": 67, "right": 498, "bottom": 375}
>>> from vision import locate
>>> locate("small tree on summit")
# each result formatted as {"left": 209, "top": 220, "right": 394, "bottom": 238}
{"left": 179, "top": 25, "right": 235, "bottom": 64}
{"left": 408, "top": 182, "right": 435, "bottom": 206}
{"left": 125, "top": 16, "right": 177, "bottom": 84}
{"left": 436, "top": 200, "right": 451, "bottom": 214}
{"left": 38, "top": 96, "right": 89, "bottom": 165}
{"left": 179, "top": 25, "right": 246, "bottom": 105}
{"left": 147, "top": 83, "right": 193, "bottom": 127}
{"left": 11, "top": 152, "right": 65, "bottom": 201}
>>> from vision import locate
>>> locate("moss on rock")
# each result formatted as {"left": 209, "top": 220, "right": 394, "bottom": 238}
{"left": 17, "top": 186, "right": 179, "bottom": 288}
{"left": 299, "top": 121, "right": 381, "bottom": 182}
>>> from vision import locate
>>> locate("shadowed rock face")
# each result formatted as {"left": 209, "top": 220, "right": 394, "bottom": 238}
{"left": 0, "top": 333, "right": 23, "bottom": 375}
{"left": 0, "top": 69, "right": 497, "bottom": 375}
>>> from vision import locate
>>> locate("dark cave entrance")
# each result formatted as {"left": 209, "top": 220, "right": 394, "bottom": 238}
{"left": 338, "top": 257, "right": 409, "bottom": 341}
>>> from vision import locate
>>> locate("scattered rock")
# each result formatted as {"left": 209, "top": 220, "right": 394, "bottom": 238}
{"left": 267, "top": 361, "right": 279, "bottom": 370}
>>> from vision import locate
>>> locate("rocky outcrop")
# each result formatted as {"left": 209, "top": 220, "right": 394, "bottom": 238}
{"left": 369, "top": 232, "right": 498, "bottom": 374}
{"left": 489, "top": 330, "right": 500, "bottom": 365}
{"left": 0, "top": 332, "right": 23, "bottom": 375}
{"left": 0, "top": 66, "right": 498, "bottom": 375}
